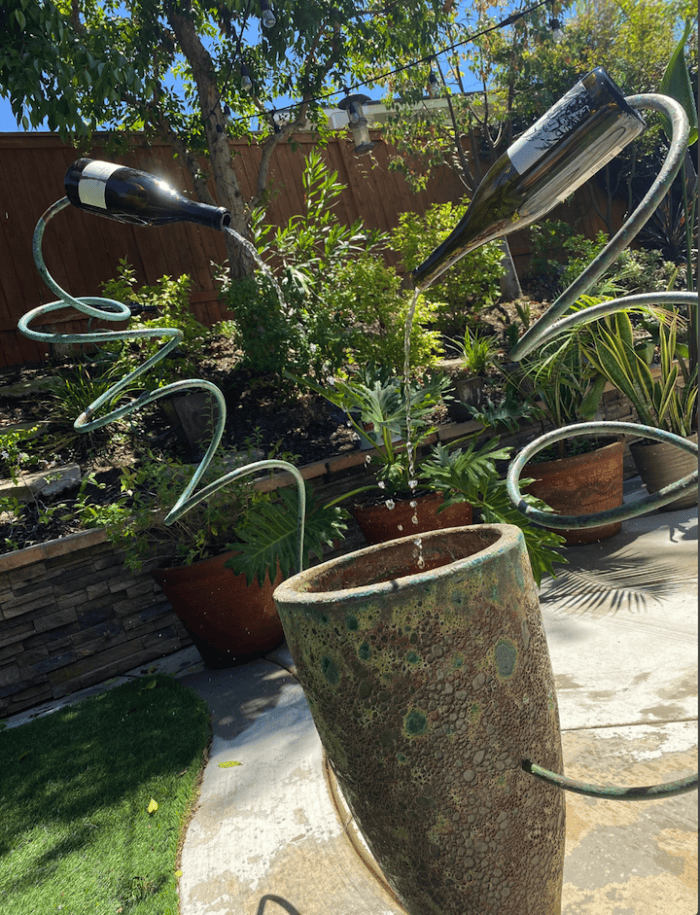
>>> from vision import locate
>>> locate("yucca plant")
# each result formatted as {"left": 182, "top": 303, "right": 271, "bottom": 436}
{"left": 582, "top": 309, "right": 697, "bottom": 438}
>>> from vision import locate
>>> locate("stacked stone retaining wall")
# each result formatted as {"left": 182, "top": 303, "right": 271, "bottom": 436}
{"left": 0, "top": 387, "right": 640, "bottom": 719}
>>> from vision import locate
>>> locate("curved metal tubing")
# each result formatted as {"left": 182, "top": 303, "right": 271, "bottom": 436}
{"left": 19, "top": 91, "right": 696, "bottom": 804}
{"left": 506, "top": 422, "right": 698, "bottom": 528}
{"left": 20, "top": 197, "right": 306, "bottom": 567}
{"left": 504, "top": 93, "right": 698, "bottom": 800}
{"left": 523, "top": 760, "right": 698, "bottom": 800}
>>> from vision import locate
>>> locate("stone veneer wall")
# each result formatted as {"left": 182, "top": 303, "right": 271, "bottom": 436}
{"left": 0, "top": 530, "right": 191, "bottom": 717}
{"left": 0, "top": 386, "right": 639, "bottom": 719}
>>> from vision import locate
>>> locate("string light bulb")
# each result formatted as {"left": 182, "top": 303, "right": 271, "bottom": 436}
{"left": 427, "top": 67, "right": 440, "bottom": 99}
{"left": 338, "top": 94, "right": 376, "bottom": 156}
{"left": 548, "top": 1, "right": 563, "bottom": 41}
{"left": 549, "top": 16, "right": 563, "bottom": 40}
{"left": 260, "top": 0, "right": 276, "bottom": 28}
{"left": 240, "top": 63, "right": 253, "bottom": 91}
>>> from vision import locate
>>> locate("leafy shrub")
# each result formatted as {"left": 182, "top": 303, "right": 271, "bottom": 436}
{"left": 218, "top": 150, "right": 387, "bottom": 381}
{"left": 101, "top": 260, "right": 208, "bottom": 387}
{"left": 389, "top": 201, "right": 504, "bottom": 334}
{"left": 327, "top": 254, "right": 443, "bottom": 374}
{"left": 529, "top": 219, "right": 683, "bottom": 296}
{"left": 0, "top": 425, "right": 41, "bottom": 483}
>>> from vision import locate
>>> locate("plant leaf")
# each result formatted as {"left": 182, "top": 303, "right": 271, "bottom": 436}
{"left": 227, "top": 484, "right": 348, "bottom": 587}
{"left": 659, "top": 18, "right": 698, "bottom": 147}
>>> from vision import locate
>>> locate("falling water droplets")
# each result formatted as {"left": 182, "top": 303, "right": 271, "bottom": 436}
{"left": 225, "top": 226, "right": 286, "bottom": 308}
{"left": 403, "top": 287, "right": 425, "bottom": 570}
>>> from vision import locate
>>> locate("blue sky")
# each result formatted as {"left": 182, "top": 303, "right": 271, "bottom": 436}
{"left": 0, "top": 0, "right": 507, "bottom": 134}
{"left": 0, "top": 96, "right": 25, "bottom": 132}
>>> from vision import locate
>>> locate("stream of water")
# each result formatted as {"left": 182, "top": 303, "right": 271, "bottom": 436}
{"left": 402, "top": 287, "right": 425, "bottom": 570}
{"left": 225, "top": 227, "right": 286, "bottom": 307}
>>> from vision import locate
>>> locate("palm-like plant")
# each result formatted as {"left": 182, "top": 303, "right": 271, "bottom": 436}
{"left": 420, "top": 440, "right": 566, "bottom": 586}
{"left": 582, "top": 310, "right": 697, "bottom": 439}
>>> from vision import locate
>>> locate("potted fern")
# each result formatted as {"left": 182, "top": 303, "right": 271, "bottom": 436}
{"left": 108, "top": 450, "right": 348, "bottom": 668}
{"left": 419, "top": 439, "right": 567, "bottom": 587}
{"left": 298, "top": 365, "right": 477, "bottom": 544}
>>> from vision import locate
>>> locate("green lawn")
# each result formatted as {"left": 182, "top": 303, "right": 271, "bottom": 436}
{"left": 0, "top": 674, "right": 210, "bottom": 915}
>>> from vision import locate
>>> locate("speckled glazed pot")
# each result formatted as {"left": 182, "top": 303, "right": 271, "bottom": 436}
{"left": 274, "top": 524, "right": 565, "bottom": 915}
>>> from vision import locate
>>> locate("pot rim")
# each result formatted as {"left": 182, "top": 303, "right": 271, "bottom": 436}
{"left": 526, "top": 436, "right": 623, "bottom": 470}
{"left": 274, "top": 523, "right": 522, "bottom": 604}
{"left": 630, "top": 430, "right": 698, "bottom": 450}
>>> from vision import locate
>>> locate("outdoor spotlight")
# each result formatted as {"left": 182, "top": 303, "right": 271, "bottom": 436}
{"left": 240, "top": 63, "right": 253, "bottom": 91}
{"left": 338, "top": 94, "right": 376, "bottom": 156}
{"left": 260, "top": 0, "right": 276, "bottom": 28}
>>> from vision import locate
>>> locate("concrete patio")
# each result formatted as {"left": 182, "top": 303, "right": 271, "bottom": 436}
{"left": 175, "top": 479, "right": 698, "bottom": 915}
{"left": 7, "top": 478, "right": 697, "bottom": 914}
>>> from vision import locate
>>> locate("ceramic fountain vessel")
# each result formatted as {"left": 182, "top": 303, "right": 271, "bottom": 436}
{"left": 274, "top": 524, "right": 565, "bottom": 915}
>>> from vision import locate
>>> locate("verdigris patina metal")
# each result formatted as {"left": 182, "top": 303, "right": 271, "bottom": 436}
{"left": 274, "top": 524, "right": 565, "bottom": 915}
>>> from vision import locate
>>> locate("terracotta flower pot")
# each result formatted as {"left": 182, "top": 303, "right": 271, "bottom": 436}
{"left": 274, "top": 525, "right": 565, "bottom": 915}
{"left": 630, "top": 432, "right": 698, "bottom": 511}
{"left": 524, "top": 439, "right": 624, "bottom": 545}
{"left": 152, "top": 551, "right": 284, "bottom": 669}
{"left": 352, "top": 491, "right": 473, "bottom": 545}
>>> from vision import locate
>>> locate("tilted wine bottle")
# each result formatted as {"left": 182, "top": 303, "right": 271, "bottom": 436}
{"left": 64, "top": 159, "right": 231, "bottom": 231}
{"left": 412, "top": 68, "right": 646, "bottom": 289}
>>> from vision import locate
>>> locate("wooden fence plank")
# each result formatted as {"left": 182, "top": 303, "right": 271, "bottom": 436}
{"left": 0, "top": 130, "right": 624, "bottom": 371}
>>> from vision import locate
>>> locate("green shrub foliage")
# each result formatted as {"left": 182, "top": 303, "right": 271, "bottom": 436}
{"left": 389, "top": 201, "right": 504, "bottom": 334}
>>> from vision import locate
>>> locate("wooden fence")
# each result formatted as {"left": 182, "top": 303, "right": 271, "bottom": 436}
{"left": 0, "top": 130, "right": 623, "bottom": 371}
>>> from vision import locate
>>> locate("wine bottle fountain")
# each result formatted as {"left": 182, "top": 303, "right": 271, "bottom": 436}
{"left": 18, "top": 68, "right": 697, "bottom": 915}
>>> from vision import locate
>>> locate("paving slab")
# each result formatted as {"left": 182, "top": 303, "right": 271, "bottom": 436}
{"left": 178, "top": 480, "right": 697, "bottom": 915}
{"left": 178, "top": 659, "right": 406, "bottom": 915}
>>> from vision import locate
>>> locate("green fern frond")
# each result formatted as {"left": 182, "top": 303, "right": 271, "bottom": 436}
{"left": 226, "top": 485, "right": 348, "bottom": 587}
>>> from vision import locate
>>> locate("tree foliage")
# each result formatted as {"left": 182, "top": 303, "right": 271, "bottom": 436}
{"left": 0, "top": 0, "right": 445, "bottom": 275}
{"left": 383, "top": 0, "right": 696, "bottom": 201}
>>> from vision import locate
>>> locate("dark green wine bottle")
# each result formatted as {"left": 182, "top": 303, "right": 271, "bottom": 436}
{"left": 413, "top": 68, "right": 645, "bottom": 289}
{"left": 64, "top": 159, "right": 231, "bottom": 231}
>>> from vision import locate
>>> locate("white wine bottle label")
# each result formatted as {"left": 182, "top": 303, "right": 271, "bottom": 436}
{"left": 507, "top": 82, "right": 589, "bottom": 176}
{"left": 78, "top": 161, "right": 122, "bottom": 209}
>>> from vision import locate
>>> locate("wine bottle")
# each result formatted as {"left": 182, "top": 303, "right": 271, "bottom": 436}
{"left": 64, "top": 159, "right": 231, "bottom": 231}
{"left": 412, "top": 68, "right": 646, "bottom": 289}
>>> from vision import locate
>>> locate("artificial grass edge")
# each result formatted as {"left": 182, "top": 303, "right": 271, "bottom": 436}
{"left": 0, "top": 673, "right": 211, "bottom": 915}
